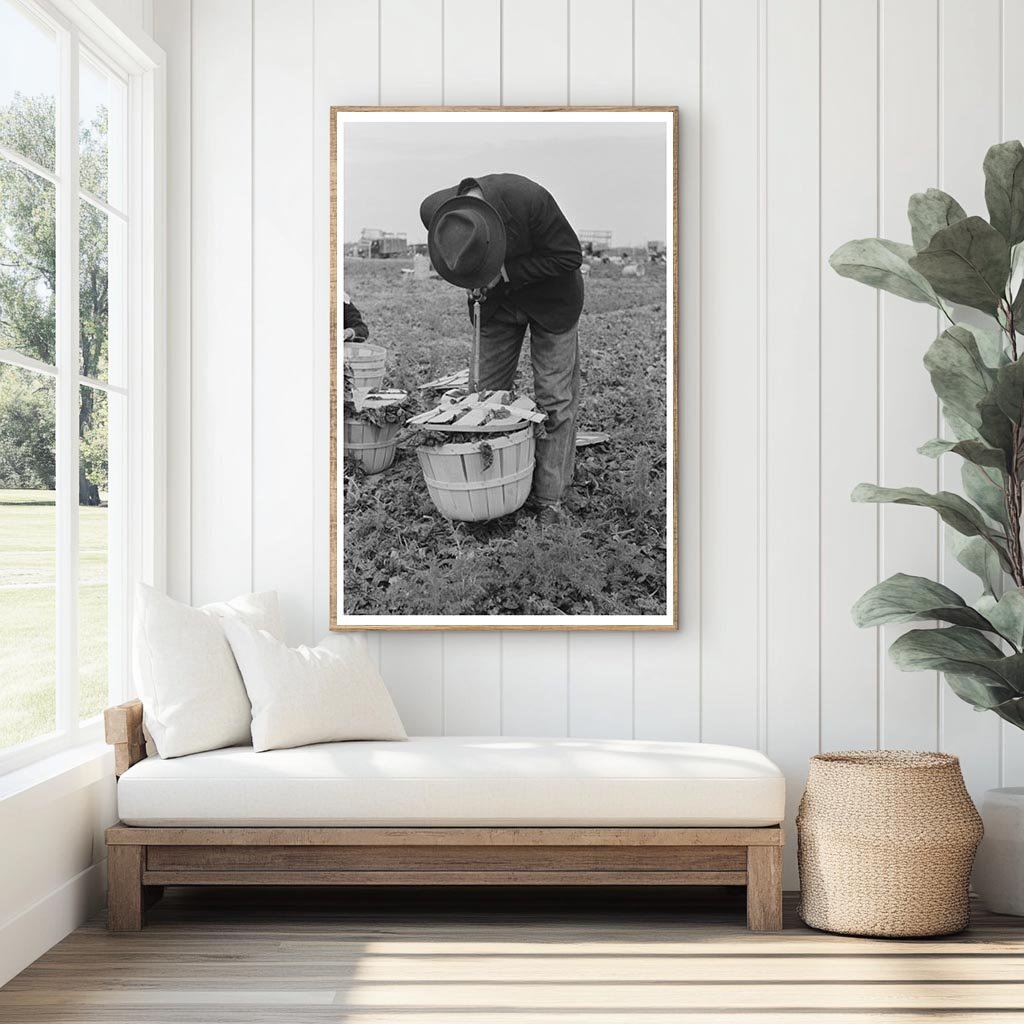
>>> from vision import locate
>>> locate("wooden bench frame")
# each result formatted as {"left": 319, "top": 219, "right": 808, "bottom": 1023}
{"left": 104, "top": 700, "right": 784, "bottom": 932}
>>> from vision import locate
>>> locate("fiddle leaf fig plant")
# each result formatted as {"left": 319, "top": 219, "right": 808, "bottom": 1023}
{"left": 832, "top": 140, "right": 1024, "bottom": 731}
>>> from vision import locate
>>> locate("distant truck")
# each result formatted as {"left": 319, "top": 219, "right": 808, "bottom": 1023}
{"left": 579, "top": 229, "right": 613, "bottom": 257}
{"left": 358, "top": 228, "right": 408, "bottom": 259}
{"left": 647, "top": 239, "right": 667, "bottom": 261}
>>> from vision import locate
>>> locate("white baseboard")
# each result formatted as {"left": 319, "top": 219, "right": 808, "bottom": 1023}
{"left": 0, "top": 859, "right": 107, "bottom": 987}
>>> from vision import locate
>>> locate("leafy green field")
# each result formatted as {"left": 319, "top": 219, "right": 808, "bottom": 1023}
{"left": 342, "top": 258, "right": 669, "bottom": 616}
{"left": 0, "top": 489, "right": 108, "bottom": 751}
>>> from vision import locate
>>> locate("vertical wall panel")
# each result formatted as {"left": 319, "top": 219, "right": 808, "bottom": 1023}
{"left": 699, "top": 0, "right": 761, "bottom": 749}
{"left": 189, "top": 0, "right": 253, "bottom": 605}
{"left": 568, "top": 634, "right": 634, "bottom": 738}
{"left": 632, "top": 0, "right": 701, "bottom": 742}
{"left": 1002, "top": 0, "right": 1024, "bottom": 786}
{"left": 819, "top": 0, "right": 879, "bottom": 753}
{"left": 938, "top": 0, "right": 1002, "bottom": 795}
{"left": 564, "top": 0, "right": 637, "bottom": 729}
{"left": 314, "top": 0, "right": 379, "bottom": 106}
{"left": 443, "top": 0, "right": 500, "bottom": 106}
{"left": 877, "top": 0, "right": 941, "bottom": 751}
{"left": 502, "top": 0, "right": 568, "bottom": 104}
{"left": 253, "top": 0, "right": 316, "bottom": 645}
{"left": 497, "top": 0, "right": 572, "bottom": 737}
{"left": 380, "top": 0, "right": 443, "bottom": 105}
{"left": 153, "top": 0, "right": 191, "bottom": 604}
{"left": 568, "top": 0, "right": 632, "bottom": 104}
{"left": 380, "top": 633, "right": 445, "bottom": 734}
{"left": 375, "top": 0, "right": 447, "bottom": 724}
{"left": 764, "top": 0, "right": 821, "bottom": 882}
{"left": 312, "top": 0, "right": 379, "bottom": 650}
{"left": 444, "top": 638, "right": 502, "bottom": 734}
{"left": 439, "top": 0, "right": 504, "bottom": 735}
{"left": 502, "top": 633, "right": 569, "bottom": 736}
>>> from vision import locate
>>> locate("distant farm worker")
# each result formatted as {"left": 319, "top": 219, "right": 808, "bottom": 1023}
{"left": 342, "top": 292, "right": 369, "bottom": 342}
{"left": 420, "top": 174, "right": 584, "bottom": 526}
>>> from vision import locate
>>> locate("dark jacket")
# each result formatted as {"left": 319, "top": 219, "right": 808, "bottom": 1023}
{"left": 343, "top": 293, "right": 369, "bottom": 341}
{"left": 460, "top": 174, "right": 584, "bottom": 334}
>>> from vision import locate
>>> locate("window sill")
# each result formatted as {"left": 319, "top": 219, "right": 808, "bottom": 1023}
{"left": 0, "top": 740, "right": 113, "bottom": 816}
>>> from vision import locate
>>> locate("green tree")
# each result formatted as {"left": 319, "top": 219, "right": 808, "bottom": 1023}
{"left": 0, "top": 365, "right": 54, "bottom": 489}
{"left": 0, "top": 92, "right": 109, "bottom": 502}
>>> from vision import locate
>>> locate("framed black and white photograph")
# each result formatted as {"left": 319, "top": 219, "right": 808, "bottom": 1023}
{"left": 330, "top": 107, "right": 678, "bottom": 630}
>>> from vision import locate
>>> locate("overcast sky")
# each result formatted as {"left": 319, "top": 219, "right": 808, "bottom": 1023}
{"left": 341, "top": 120, "right": 669, "bottom": 249}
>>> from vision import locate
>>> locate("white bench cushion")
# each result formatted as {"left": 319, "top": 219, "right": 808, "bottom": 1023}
{"left": 117, "top": 737, "right": 785, "bottom": 828}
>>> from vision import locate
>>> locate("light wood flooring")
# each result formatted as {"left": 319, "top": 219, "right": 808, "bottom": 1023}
{"left": 2, "top": 885, "right": 1024, "bottom": 1022}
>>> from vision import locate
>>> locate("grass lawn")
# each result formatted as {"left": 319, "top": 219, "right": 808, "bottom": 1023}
{"left": 0, "top": 489, "right": 108, "bottom": 751}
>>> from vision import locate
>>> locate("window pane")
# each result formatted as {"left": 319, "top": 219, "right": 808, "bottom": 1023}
{"left": 79, "top": 52, "right": 125, "bottom": 209}
{"left": 0, "top": 158, "right": 56, "bottom": 364}
{"left": 0, "top": 0, "right": 57, "bottom": 172}
{"left": 0, "top": 362, "right": 56, "bottom": 750}
{"left": 79, "top": 384, "right": 110, "bottom": 723}
{"left": 80, "top": 203, "right": 124, "bottom": 383}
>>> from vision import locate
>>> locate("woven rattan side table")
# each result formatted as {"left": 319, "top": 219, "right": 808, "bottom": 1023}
{"left": 797, "top": 751, "right": 983, "bottom": 937}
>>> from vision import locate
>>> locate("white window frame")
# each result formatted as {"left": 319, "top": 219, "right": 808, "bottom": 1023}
{"left": 0, "top": 0, "right": 164, "bottom": 775}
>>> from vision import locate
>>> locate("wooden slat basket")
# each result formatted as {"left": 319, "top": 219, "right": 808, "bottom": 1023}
{"left": 417, "top": 427, "right": 535, "bottom": 521}
{"left": 343, "top": 419, "right": 401, "bottom": 474}
{"left": 343, "top": 342, "right": 387, "bottom": 389}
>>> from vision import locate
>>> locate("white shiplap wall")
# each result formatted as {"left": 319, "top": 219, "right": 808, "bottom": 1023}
{"left": 153, "top": 0, "right": 1024, "bottom": 883}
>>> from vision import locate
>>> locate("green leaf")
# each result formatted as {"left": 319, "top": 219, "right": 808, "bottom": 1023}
{"left": 962, "top": 461, "right": 1009, "bottom": 527}
{"left": 984, "top": 140, "right": 1024, "bottom": 246}
{"left": 851, "top": 483, "right": 1012, "bottom": 571}
{"left": 852, "top": 573, "right": 994, "bottom": 630}
{"left": 942, "top": 407, "right": 983, "bottom": 442}
{"left": 909, "top": 216, "right": 1011, "bottom": 314}
{"left": 950, "top": 533, "right": 1004, "bottom": 596}
{"left": 1011, "top": 278, "right": 1024, "bottom": 326}
{"left": 969, "top": 322, "right": 1011, "bottom": 368}
{"left": 1009, "top": 241, "right": 1024, "bottom": 306}
{"left": 985, "top": 688, "right": 1024, "bottom": 728}
{"left": 978, "top": 391, "right": 1016, "bottom": 457}
{"left": 944, "top": 671, "right": 1023, "bottom": 713}
{"left": 993, "top": 357, "right": 1024, "bottom": 423}
{"left": 918, "top": 437, "right": 1007, "bottom": 470}
{"left": 830, "top": 238, "right": 943, "bottom": 307}
{"left": 908, "top": 188, "right": 968, "bottom": 251}
{"left": 977, "top": 589, "right": 1024, "bottom": 649}
{"left": 923, "top": 325, "right": 997, "bottom": 428}
{"left": 889, "top": 627, "right": 1024, "bottom": 706}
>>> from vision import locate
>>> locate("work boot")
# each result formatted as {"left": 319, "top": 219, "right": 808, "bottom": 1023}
{"left": 536, "top": 503, "right": 564, "bottom": 528}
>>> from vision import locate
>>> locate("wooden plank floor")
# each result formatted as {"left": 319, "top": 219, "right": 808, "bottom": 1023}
{"left": 3, "top": 886, "right": 1024, "bottom": 1022}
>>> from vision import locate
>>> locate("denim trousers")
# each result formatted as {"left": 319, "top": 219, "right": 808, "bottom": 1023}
{"left": 477, "top": 302, "right": 581, "bottom": 506}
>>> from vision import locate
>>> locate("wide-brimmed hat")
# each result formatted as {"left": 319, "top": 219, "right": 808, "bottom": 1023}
{"left": 423, "top": 192, "right": 506, "bottom": 289}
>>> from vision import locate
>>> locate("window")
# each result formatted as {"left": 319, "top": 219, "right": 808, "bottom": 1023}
{"left": 0, "top": 0, "right": 160, "bottom": 771}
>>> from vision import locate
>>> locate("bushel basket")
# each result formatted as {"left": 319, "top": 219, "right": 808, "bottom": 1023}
{"left": 417, "top": 427, "right": 535, "bottom": 522}
{"left": 343, "top": 418, "right": 401, "bottom": 475}
{"left": 343, "top": 342, "right": 387, "bottom": 389}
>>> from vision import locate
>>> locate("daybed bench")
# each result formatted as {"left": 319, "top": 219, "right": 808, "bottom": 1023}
{"left": 104, "top": 699, "right": 786, "bottom": 932}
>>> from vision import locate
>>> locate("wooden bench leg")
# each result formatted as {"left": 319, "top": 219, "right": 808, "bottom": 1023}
{"left": 746, "top": 845, "right": 783, "bottom": 931}
{"left": 108, "top": 845, "right": 145, "bottom": 932}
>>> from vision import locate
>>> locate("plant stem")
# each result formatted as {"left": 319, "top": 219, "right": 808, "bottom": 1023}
{"left": 1007, "top": 302, "right": 1020, "bottom": 362}
{"left": 1005, "top": 305, "right": 1024, "bottom": 587}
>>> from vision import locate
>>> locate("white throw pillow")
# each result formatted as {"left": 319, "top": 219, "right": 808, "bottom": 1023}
{"left": 133, "top": 584, "right": 283, "bottom": 758}
{"left": 223, "top": 621, "right": 407, "bottom": 752}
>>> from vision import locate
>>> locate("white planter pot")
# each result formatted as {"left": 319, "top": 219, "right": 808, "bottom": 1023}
{"left": 973, "top": 787, "right": 1024, "bottom": 916}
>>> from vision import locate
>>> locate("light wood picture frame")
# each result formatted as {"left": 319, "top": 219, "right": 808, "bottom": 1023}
{"left": 330, "top": 107, "right": 679, "bottom": 631}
